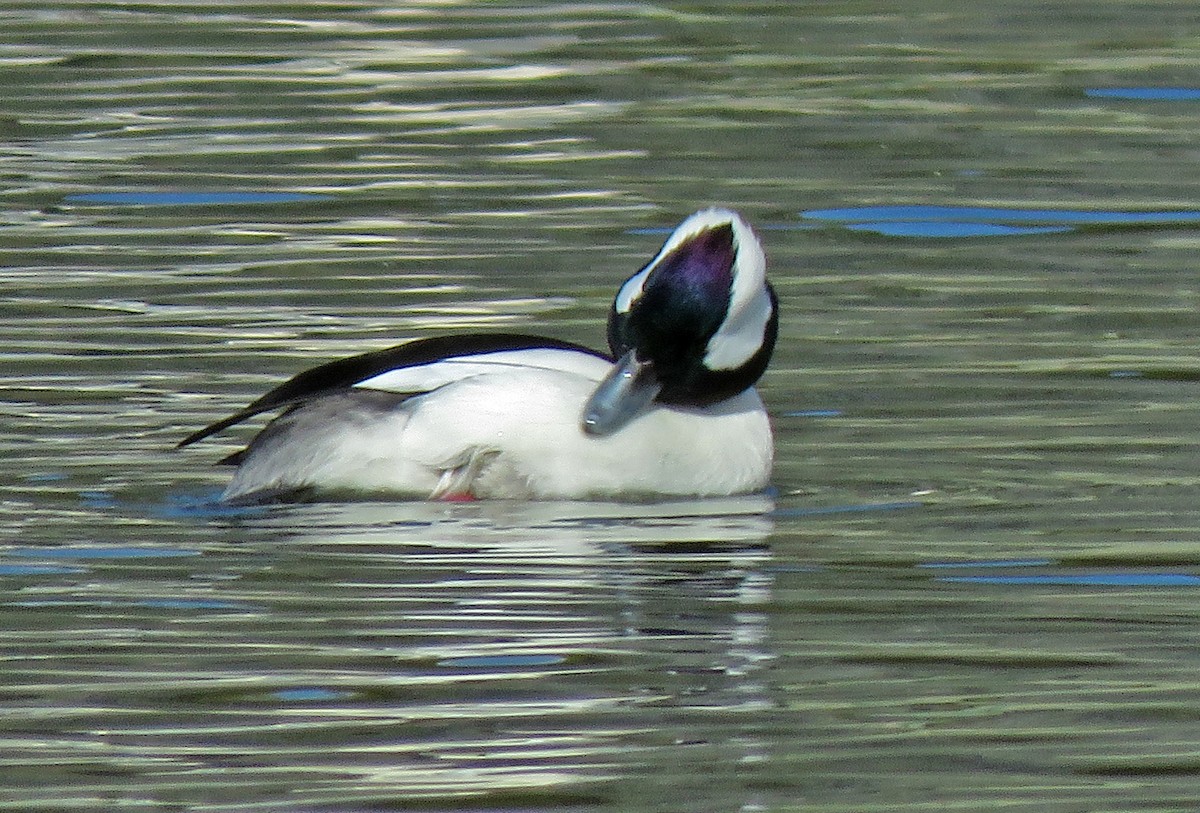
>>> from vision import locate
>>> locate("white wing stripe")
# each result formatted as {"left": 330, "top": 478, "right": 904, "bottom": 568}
{"left": 353, "top": 348, "right": 612, "bottom": 393}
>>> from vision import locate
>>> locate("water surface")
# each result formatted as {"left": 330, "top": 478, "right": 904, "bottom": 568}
{"left": 4, "top": 2, "right": 1200, "bottom": 811}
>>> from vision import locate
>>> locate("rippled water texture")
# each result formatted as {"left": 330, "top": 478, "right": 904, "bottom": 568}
{"left": 5, "top": 2, "right": 1200, "bottom": 811}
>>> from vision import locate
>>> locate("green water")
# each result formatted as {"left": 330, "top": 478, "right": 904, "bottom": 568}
{"left": 3, "top": 2, "right": 1200, "bottom": 810}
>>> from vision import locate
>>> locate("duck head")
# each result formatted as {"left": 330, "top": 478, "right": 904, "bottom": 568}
{"left": 582, "top": 207, "right": 778, "bottom": 435}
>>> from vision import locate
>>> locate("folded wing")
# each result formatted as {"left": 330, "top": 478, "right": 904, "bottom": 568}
{"left": 177, "top": 333, "right": 607, "bottom": 449}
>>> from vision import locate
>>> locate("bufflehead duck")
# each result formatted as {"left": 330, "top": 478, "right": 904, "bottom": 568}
{"left": 178, "top": 207, "right": 778, "bottom": 503}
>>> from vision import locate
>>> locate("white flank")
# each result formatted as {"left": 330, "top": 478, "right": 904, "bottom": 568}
{"left": 223, "top": 364, "right": 772, "bottom": 502}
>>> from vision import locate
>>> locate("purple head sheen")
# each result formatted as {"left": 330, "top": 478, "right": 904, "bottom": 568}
{"left": 647, "top": 224, "right": 735, "bottom": 301}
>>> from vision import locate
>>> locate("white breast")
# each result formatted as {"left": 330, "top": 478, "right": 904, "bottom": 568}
{"left": 401, "top": 369, "right": 772, "bottom": 499}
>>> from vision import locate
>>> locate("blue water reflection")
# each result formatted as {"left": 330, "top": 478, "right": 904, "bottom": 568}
{"left": 1086, "top": 87, "right": 1200, "bottom": 101}
{"left": 65, "top": 191, "right": 330, "bottom": 205}
{"left": 438, "top": 654, "right": 567, "bottom": 669}
{"left": 138, "top": 598, "right": 255, "bottom": 610}
{"left": 273, "top": 688, "right": 352, "bottom": 702}
{"left": 11, "top": 545, "right": 200, "bottom": 559}
{"left": 847, "top": 221, "right": 1069, "bottom": 237}
{"left": 10, "top": 597, "right": 259, "bottom": 611}
{"left": 771, "top": 500, "right": 922, "bottom": 518}
{"left": 80, "top": 490, "right": 118, "bottom": 508}
{"left": 806, "top": 205, "right": 1200, "bottom": 225}
{"left": 154, "top": 491, "right": 267, "bottom": 519}
{"left": 26, "top": 472, "right": 69, "bottom": 482}
{"left": 802, "top": 205, "right": 1200, "bottom": 237}
{"left": 74, "top": 490, "right": 266, "bottom": 520}
{"left": 920, "top": 559, "right": 1053, "bottom": 569}
{"left": 923, "top": 559, "right": 1200, "bottom": 587}
{"left": 939, "top": 573, "right": 1200, "bottom": 586}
